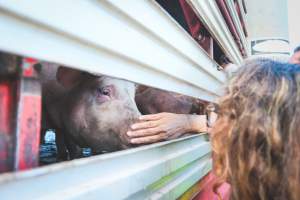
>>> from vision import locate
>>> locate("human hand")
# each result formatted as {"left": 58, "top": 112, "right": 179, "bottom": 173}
{"left": 127, "top": 112, "right": 208, "bottom": 144}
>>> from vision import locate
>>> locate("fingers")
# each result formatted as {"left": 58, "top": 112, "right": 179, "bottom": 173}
{"left": 130, "top": 133, "right": 166, "bottom": 144}
{"left": 127, "top": 112, "right": 177, "bottom": 144}
{"left": 127, "top": 127, "right": 161, "bottom": 137}
{"left": 131, "top": 120, "right": 159, "bottom": 130}
{"left": 138, "top": 113, "right": 165, "bottom": 121}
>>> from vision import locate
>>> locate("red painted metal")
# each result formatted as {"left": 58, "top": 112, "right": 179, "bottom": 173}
{"left": 22, "top": 57, "right": 38, "bottom": 77}
{"left": 14, "top": 58, "right": 41, "bottom": 171}
{"left": 192, "top": 172, "right": 231, "bottom": 200}
{"left": 15, "top": 95, "right": 41, "bottom": 170}
{"left": 235, "top": 0, "right": 248, "bottom": 37}
{"left": 216, "top": 0, "right": 244, "bottom": 56}
{"left": 0, "top": 81, "right": 15, "bottom": 172}
{"left": 179, "top": 0, "right": 213, "bottom": 56}
{"left": 0, "top": 83, "right": 13, "bottom": 135}
{"left": 0, "top": 56, "right": 41, "bottom": 173}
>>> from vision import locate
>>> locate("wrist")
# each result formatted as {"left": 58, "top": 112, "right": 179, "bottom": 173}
{"left": 185, "top": 114, "right": 208, "bottom": 133}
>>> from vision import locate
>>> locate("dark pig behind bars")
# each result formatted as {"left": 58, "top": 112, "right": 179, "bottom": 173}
{"left": 135, "top": 86, "right": 205, "bottom": 115}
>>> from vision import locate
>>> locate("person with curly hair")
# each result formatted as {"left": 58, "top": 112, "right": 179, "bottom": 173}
{"left": 212, "top": 58, "right": 300, "bottom": 200}
{"left": 289, "top": 46, "right": 300, "bottom": 65}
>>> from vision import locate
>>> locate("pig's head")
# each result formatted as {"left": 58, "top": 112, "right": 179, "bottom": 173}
{"left": 57, "top": 67, "right": 141, "bottom": 153}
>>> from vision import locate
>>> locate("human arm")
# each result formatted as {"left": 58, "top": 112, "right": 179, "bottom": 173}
{"left": 127, "top": 112, "right": 214, "bottom": 144}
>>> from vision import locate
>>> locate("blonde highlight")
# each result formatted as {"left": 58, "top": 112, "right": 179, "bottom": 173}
{"left": 212, "top": 59, "right": 300, "bottom": 200}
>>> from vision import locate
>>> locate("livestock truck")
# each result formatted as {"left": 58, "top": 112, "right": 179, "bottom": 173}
{"left": 0, "top": 0, "right": 289, "bottom": 199}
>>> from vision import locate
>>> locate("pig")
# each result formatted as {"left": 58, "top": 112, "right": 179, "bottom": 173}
{"left": 39, "top": 63, "right": 140, "bottom": 159}
{"left": 135, "top": 86, "right": 206, "bottom": 115}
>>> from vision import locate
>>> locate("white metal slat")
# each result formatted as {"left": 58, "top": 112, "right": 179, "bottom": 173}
{"left": 108, "top": 0, "right": 225, "bottom": 83}
{"left": 0, "top": 0, "right": 226, "bottom": 102}
{"left": 236, "top": 0, "right": 249, "bottom": 56}
{"left": 0, "top": 135, "right": 211, "bottom": 200}
{"left": 150, "top": 158, "right": 211, "bottom": 200}
{"left": 187, "top": 0, "right": 243, "bottom": 65}
{"left": 225, "top": 0, "right": 248, "bottom": 56}
{"left": 0, "top": 2, "right": 215, "bottom": 199}
{"left": 236, "top": 0, "right": 247, "bottom": 29}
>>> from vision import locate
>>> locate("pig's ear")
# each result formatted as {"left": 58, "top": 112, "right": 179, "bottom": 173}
{"left": 56, "top": 66, "right": 83, "bottom": 89}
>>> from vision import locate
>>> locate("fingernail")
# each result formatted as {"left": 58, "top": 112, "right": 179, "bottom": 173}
{"left": 127, "top": 131, "right": 132, "bottom": 136}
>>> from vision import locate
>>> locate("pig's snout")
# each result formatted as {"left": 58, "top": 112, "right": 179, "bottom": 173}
{"left": 75, "top": 98, "right": 141, "bottom": 153}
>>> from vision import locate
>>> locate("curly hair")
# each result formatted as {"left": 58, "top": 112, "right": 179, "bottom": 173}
{"left": 211, "top": 58, "right": 300, "bottom": 200}
{"left": 294, "top": 45, "right": 300, "bottom": 53}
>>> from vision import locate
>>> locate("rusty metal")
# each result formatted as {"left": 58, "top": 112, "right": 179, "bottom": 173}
{"left": 0, "top": 52, "right": 18, "bottom": 75}
{"left": 236, "top": 0, "right": 248, "bottom": 37}
{"left": 187, "top": 0, "right": 243, "bottom": 64}
{"left": 216, "top": 0, "right": 244, "bottom": 55}
{"left": 0, "top": 54, "right": 18, "bottom": 173}
{"left": 178, "top": 0, "right": 213, "bottom": 56}
{"left": 224, "top": 0, "right": 248, "bottom": 56}
{"left": 14, "top": 57, "right": 41, "bottom": 171}
{"left": 0, "top": 80, "right": 15, "bottom": 172}
{"left": 0, "top": 55, "right": 41, "bottom": 173}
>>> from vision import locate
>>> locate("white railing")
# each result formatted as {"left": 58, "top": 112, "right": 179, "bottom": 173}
{"left": 0, "top": 1, "right": 226, "bottom": 199}
{"left": 237, "top": 0, "right": 247, "bottom": 27}
{"left": 0, "top": 135, "right": 211, "bottom": 200}
{"left": 186, "top": 0, "right": 243, "bottom": 65}
{"left": 0, "top": 0, "right": 225, "bottom": 102}
{"left": 225, "top": 0, "right": 248, "bottom": 56}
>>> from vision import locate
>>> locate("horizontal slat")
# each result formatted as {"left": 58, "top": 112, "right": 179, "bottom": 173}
{"left": 0, "top": 135, "right": 211, "bottom": 200}
{"left": 241, "top": 0, "right": 247, "bottom": 13}
{"left": 129, "top": 155, "right": 211, "bottom": 200}
{"left": 224, "top": 0, "right": 248, "bottom": 56}
{"left": 0, "top": 0, "right": 226, "bottom": 102}
{"left": 236, "top": 0, "right": 247, "bottom": 30}
{"left": 147, "top": 156, "right": 211, "bottom": 200}
{"left": 187, "top": 0, "right": 243, "bottom": 65}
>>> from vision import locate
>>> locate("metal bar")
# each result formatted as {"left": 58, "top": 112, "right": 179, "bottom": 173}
{"left": 0, "top": 0, "right": 226, "bottom": 102}
{"left": 0, "top": 53, "right": 18, "bottom": 173}
{"left": 236, "top": 0, "right": 248, "bottom": 36}
{"left": 0, "top": 55, "right": 41, "bottom": 172}
{"left": 241, "top": 0, "right": 247, "bottom": 13}
{"left": 0, "top": 135, "right": 211, "bottom": 200}
{"left": 0, "top": 52, "right": 18, "bottom": 75}
{"left": 216, "top": 0, "right": 243, "bottom": 55}
{"left": 224, "top": 0, "right": 248, "bottom": 56}
{"left": 14, "top": 58, "right": 41, "bottom": 170}
{"left": 186, "top": 0, "right": 243, "bottom": 65}
{"left": 0, "top": 80, "right": 15, "bottom": 172}
{"left": 178, "top": 0, "right": 213, "bottom": 56}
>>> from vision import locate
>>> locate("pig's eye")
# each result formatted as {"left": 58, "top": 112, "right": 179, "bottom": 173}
{"left": 98, "top": 87, "right": 111, "bottom": 96}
